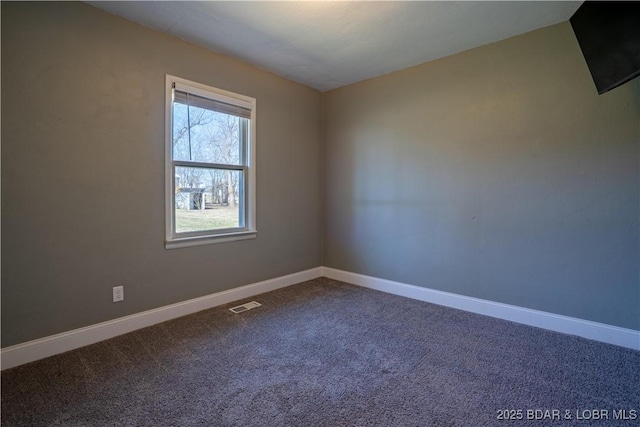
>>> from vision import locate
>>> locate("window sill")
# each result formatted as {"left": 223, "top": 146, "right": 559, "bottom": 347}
{"left": 165, "top": 231, "right": 257, "bottom": 249}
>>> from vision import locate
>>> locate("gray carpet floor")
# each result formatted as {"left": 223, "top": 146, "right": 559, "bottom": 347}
{"left": 2, "top": 277, "right": 639, "bottom": 426}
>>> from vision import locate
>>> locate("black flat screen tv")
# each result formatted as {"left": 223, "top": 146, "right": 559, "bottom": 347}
{"left": 570, "top": 1, "right": 640, "bottom": 94}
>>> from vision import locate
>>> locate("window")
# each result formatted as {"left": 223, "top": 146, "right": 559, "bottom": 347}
{"left": 165, "top": 75, "right": 256, "bottom": 248}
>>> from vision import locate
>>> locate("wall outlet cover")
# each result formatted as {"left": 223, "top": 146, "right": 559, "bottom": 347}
{"left": 113, "top": 286, "right": 124, "bottom": 303}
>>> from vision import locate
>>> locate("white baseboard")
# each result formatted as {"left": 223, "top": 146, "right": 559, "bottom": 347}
{"left": 3, "top": 265, "right": 637, "bottom": 370}
{"left": 0, "top": 267, "right": 323, "bottom": 370}
{"left": 322, "top": 267, "right": 640, "bottom": 351}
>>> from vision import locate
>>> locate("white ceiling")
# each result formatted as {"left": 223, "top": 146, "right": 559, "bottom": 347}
{"left": 89, "top": 1, "right": 582, "bottom": 92}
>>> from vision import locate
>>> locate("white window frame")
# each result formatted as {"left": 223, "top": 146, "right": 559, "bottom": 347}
{"left": 165, "top": 75, "right": 256, "bottom": 249}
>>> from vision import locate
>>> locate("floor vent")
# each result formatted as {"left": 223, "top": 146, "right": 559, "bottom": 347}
{"left": 229, "top": 301, "right": 262, "bottom": 314}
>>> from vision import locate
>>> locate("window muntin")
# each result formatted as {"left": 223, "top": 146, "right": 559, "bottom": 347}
{"left": 166, "top": 76, "right": 256, "bottom": 248}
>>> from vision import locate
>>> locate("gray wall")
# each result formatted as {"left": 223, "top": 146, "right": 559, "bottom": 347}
{"left": 1, "top": 2, "right": 322, "bottom": 347}
{"left": 323, "top": 23, "right": 640, "bottom": 330}
{"left": 3, "top": 3, "right": 639, "bottom": 349}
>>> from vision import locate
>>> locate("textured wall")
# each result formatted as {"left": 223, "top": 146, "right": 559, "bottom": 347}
{"left": 1, "top": 2, "right": 322, "bottom": 347}
{"left": 323, "top": 23, "right": 640, "bottom": 330}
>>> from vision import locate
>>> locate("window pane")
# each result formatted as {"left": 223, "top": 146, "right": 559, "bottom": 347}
{"left": 172, "top": 100, "right": 244, "bottom": 165}
{"left": 174, "top": 166, "right": 243, "bottom": 233}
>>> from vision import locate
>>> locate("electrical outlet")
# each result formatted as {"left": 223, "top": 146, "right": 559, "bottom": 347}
{"left": 113, "top": 285, "right": 124, "bottom": 303}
